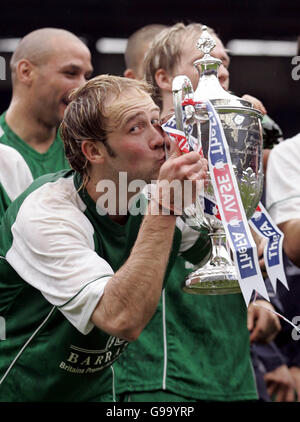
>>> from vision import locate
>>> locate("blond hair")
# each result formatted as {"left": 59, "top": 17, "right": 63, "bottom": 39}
{"left": 144, "top": 22, "right": 215, "bottom": 108}
{"left": 60, "top": 74, "right": 153, "bottom": 186}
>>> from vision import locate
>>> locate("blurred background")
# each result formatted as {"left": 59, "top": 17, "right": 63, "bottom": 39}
{"left": 0, "top": 0, "right": 299, "bottom": 138}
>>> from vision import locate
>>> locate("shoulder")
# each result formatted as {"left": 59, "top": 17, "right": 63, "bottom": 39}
{"left": 0, "top": 143, "right": 29, "bottom": 165}
{"left": 0, "top": 111, "right": 9, "bottom": 140}
{"left": 19, "top": 173, "right": 88, "bottom": 224}
{"left": 269, "top": 133, "right": 300, "bottom": 163}
{"left": 0, "top": 144, "right": 33, "bottom": 201}
{"left": 1, "top": 172, "right": 96, "bottom": 259}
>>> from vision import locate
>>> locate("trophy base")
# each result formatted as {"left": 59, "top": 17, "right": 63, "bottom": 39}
{"left": 183, "top": 264, "right": 241, "bottom": 295}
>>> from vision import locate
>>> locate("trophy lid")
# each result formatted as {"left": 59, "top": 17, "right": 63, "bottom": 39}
{"left": 193, "top": 26, "right": 260, "bottom": 115}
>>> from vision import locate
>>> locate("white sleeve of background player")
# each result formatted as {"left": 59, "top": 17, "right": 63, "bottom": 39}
{"left": 5, "top": 180, "right": 114, "bottom": 335}
{"left": 266, "top": 134, "right": 300, "bottom": 225}
{"left": 0, "top": 144, "right": 33, "bottom": 200}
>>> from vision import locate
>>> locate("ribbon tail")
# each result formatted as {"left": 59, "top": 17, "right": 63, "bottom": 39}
{"left": 263, "top": 241, "right": 289, "bottom": 292}
{"left": 238, "top": 273, "right": 270, "bottom": 306}
{"left": 250, "top": 202, "right": 289, "bottom": 293}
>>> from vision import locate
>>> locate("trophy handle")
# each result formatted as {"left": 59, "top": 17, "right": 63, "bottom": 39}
{"left": 172, "top": 75, "right": 194, "bottom": 133}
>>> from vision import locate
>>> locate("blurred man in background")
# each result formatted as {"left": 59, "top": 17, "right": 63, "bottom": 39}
{"left": 124, "top": 24, "right": 167, "bottom": 80}
{"left": 0, "top": 27, "right": 93, "bottom": 216}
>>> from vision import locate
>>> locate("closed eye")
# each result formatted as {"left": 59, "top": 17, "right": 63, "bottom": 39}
{"left": 64, "top": 71, "right": 77, "bottom": 77}
{"left": 129, "top": 122, "right": 144, "bottom": 133}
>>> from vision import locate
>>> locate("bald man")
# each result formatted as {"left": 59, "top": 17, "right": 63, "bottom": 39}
{"left": 124, "top": 24, "right": 167, "bottom": 80}
{"left": 0, "top": 28, "right": 93, "bottom": 215}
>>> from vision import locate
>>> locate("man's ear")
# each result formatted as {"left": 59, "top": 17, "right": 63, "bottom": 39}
{"left": 155, "top": 68, "right": 172, "bottom": 92}
{"left": 16, "top": 59, "right": 35, "bottom": 86}
{"left": 81, "top": 140, "right": 105, "bottom": 165}
{"left": 124, "top": 68, "right": 136, "bottom": 79}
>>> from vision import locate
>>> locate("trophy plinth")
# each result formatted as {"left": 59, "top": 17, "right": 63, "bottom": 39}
{"left": 172, "top": 25, "right": 264, "bottom": 296}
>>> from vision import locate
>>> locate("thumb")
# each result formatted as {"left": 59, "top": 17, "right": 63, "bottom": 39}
{"left": 247, "top": 304, "right": 255, "bottom": 331}
{"left": 168, "top": 141, "right": 183, "bottom": 159}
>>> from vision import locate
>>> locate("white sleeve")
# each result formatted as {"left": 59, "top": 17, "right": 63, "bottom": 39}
{"left": 0, "top": 144, "right": 33, "bottom": 200}
{"left": 6, "top": 180, "right": 114, "bottom": 335}
{"left": 266, "top": 135, "right": 300, "bottom": 225}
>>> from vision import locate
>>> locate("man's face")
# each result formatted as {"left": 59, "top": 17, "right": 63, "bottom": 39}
{"left": 32, "top": 39, "right": 93, "bottom": 127}
{"left": 103, "top": 91, "right": 169, "bottom": 184}
{"left": 173, "top": 32, "right": 230, "bottom": 92}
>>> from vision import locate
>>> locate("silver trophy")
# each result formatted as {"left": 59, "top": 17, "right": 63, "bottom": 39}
{"left": 173, "top": 26, "right": 264, "bottom": 295}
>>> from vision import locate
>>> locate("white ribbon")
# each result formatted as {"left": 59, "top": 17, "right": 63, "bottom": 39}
{"left": 250, "top": 202, "right": 288, "bottom": 292}
{"left": 204, "top": 99, "right": 269, "bottom": 305}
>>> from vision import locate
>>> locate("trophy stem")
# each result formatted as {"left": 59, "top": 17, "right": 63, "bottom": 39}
{"left": 183, "top": 230, "right": 241, "bottom": 295}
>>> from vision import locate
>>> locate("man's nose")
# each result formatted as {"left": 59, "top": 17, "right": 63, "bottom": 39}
{"left": 149, "top": 123, "right": 167, "bottom": 149}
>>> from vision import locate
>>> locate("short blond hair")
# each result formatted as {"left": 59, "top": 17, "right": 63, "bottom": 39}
{"left": 144, "top": 22, "right": 215, "bottom": 108}
{"left": 60, "top": 74, "right": 153, "bottom": 185}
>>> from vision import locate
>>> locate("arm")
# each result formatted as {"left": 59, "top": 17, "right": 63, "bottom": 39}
{"left": 253, "top": 341, "right": 296, "bottom": 402}
{"left": 289, "top": 367, "right": 300, "bottom": 401}
{"left": 264, "top": 365, "right": 296, "bottom": 402}
{"left": 266, "top": 138, "right": 300, "bottom": 252}
{"left": 242, "top": 94, "right": 267, "bottom": 115}
{"left": 92, "top": 147, "right": 208, "bottom": 341}
{"left": 91, "top": 209, "right": 176, "bottom": 341}
{"left": 279, "top": 219, "right": 300, "bottom": 267}
{"left": 6, "top": 149, "right": 207, "bottom": 340}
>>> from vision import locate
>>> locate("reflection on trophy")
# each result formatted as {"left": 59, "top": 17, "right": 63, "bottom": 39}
{"left": 172, "top": 26, "right": 264, "bottom": 295}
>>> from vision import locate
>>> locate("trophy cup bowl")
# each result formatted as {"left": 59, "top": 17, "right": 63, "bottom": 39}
{"left": 172, "top": 26, "right": 264, "bottom": 295}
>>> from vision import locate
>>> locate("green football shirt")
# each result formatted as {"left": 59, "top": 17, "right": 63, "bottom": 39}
{"left": 0, "top": 170, "right": 211, "bottom": 402}
{"left": 114, "top": 259, "right": 258, "bottom": 401}
{"left": 0, "top": 112, "right": 70, "bottom": 180}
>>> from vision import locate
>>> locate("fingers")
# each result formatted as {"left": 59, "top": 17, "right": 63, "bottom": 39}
{"left": 242, "top": 94, "right": 267, "bottom": 115}
{"left": 168, "top": 140, "right": 182, "bottom": 159}
{"left": 264, "top": 366, "right": 297, "bottom": 402}
{"left": 156, "top": 152, "right": 208, "bottom": 214}
{"left": 247, "top": 303, "right": 255, "bottom": 334}
{"left": 160, "top": 151, "right": 208, "bottom": 183}
{"left": 249, "top": 316, "right": 279, "bottom": 343}
{"left": 247, "top": 301, "right": 281, "bottom": 343}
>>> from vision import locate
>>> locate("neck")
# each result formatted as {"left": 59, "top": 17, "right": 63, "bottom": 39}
{"left": 5, "top": 97, "right": 57, "bottom": 153}
{"left": 160, "top": 92, "right": 174, "bottom": 120}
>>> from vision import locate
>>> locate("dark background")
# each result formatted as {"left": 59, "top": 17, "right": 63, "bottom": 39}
{"left": 1, "top": 0, "right": 299, "bottom": 138}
